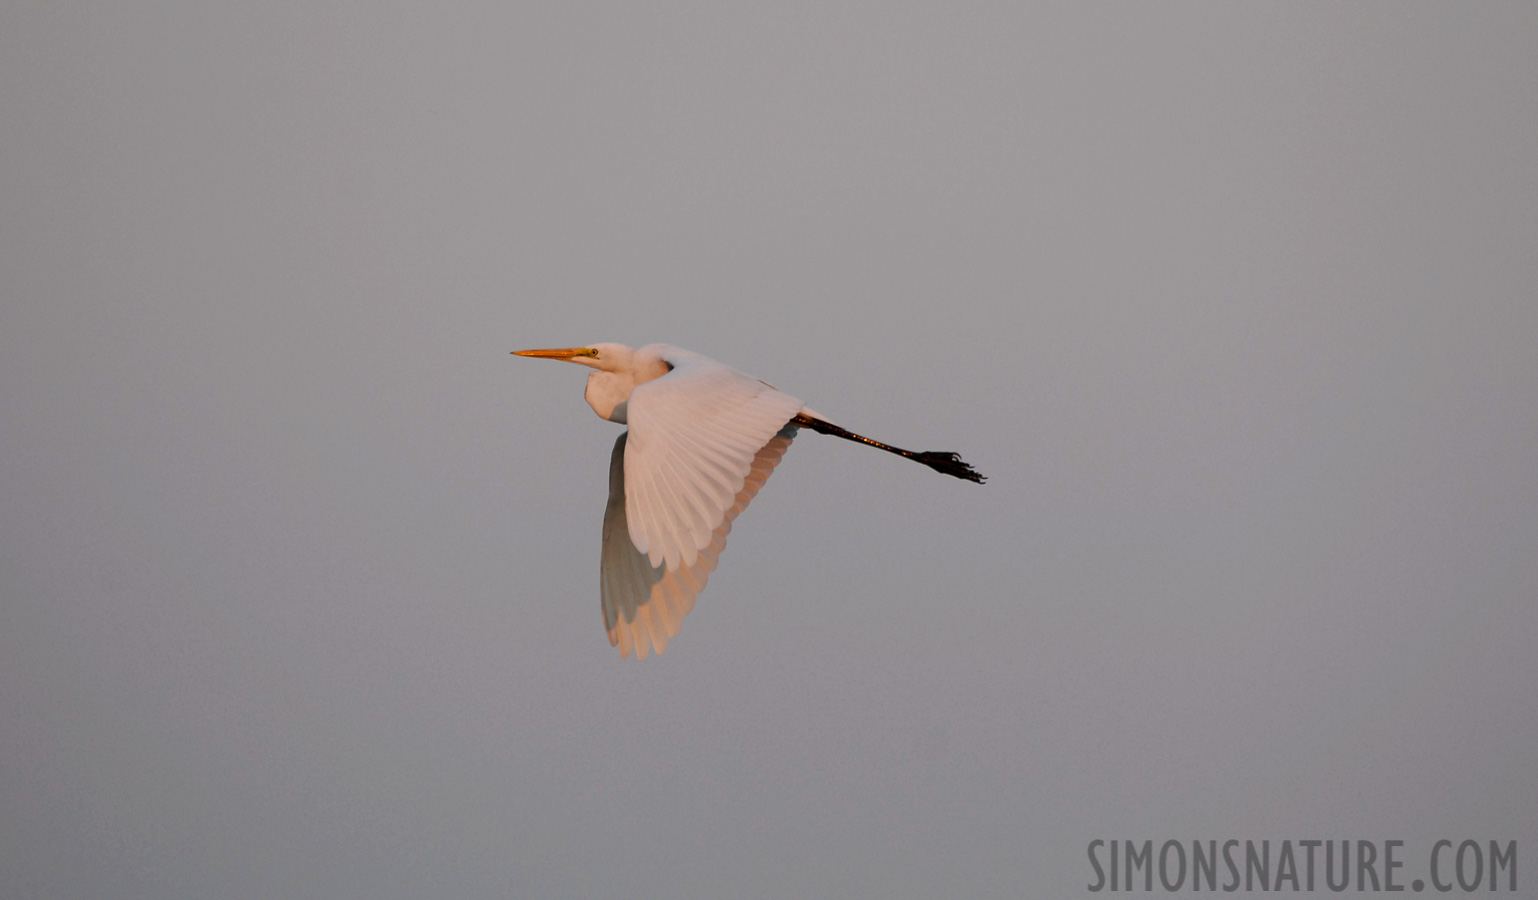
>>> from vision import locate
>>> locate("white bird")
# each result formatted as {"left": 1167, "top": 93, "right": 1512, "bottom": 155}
{"left": 513, "top": 343, "right": 983, "bottom": 659}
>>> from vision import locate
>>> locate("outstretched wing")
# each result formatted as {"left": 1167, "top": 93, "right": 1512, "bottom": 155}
{"left": 621, "top": 347, "right": 805, "bottom": 570}
{"left": 601, "top": 427, "right": 797, "bottom": 658}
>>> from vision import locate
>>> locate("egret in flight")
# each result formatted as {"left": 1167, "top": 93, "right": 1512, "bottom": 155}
{"left": 513, "top": 343, "right": 983, "bottom": 659}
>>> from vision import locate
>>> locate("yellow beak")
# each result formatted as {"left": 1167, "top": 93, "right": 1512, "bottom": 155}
{"left": 511, "top": 347, "right": 598, "bottom": 360}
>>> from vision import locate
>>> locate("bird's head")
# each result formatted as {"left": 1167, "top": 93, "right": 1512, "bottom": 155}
{"left": 512, "top": 343, "right": 633, "bottom": 372}
{"left": 513, "top": 343, "right": 652, "bottom": 423}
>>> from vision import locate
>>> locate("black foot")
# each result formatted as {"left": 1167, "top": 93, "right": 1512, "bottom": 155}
{"left": 912, "top": 451, "right": 986, "bottom": 484}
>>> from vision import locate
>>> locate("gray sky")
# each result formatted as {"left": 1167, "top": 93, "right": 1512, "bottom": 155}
{"left": 3, "top": 3, "right": 1535, "bottom": 898}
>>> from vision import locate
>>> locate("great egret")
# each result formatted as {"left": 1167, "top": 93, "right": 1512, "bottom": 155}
{"left": 513, "top": 343, "right": 983, "bottom": 658}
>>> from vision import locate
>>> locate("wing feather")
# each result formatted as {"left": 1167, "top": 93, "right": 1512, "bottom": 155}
{"left": 601, "top": 427, "right": 796, "bottom": 658}
{"left": 623, "top": 348, "right": 804, "bottom": 570}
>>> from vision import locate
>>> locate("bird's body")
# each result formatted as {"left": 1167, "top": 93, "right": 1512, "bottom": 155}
{"left": 514, "top": 343, "right": 982, "bottom": 658}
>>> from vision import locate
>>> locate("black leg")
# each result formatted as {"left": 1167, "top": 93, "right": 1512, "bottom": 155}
{"left": 791, "top": 414, "right": 985, "bottom": 483}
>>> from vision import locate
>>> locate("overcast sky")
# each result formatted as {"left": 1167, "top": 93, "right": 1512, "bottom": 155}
{"left": 3, "top": 3, "right": 1535, "bottom": 898}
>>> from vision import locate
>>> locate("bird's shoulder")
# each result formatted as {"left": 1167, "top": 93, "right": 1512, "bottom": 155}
{"left": 632, "top": 345, "right": 751, "bottom": 389}
{"left": 627, "top": 347, "right": 801, "bottom": 428}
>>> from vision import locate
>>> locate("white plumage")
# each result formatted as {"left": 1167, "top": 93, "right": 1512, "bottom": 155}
{"left": 513, "top": 342, "right": 983, "bottom": 659}
{"left": 622, "top": 348, "right": 806, "bottom": 570}
{"left": 600, "top": 425, "right": 796, "bottom": 658}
